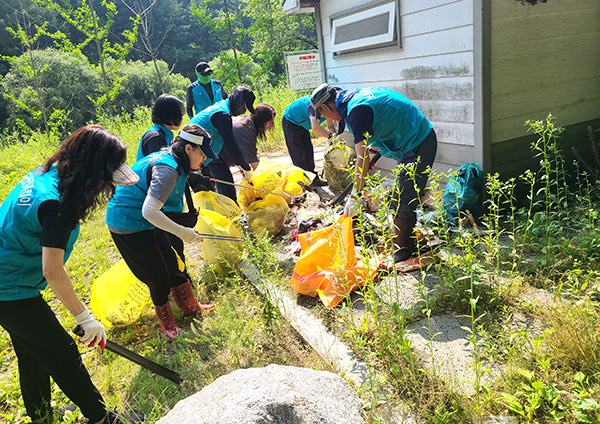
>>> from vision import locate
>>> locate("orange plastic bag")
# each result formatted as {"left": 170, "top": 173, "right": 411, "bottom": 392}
{"left": 291, "top": 216, "right": 378, "bottom": 308}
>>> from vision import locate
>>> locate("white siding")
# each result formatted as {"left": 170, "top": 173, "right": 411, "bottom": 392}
{"left": 318, "top": 0, "right": 476, "bottom": 172}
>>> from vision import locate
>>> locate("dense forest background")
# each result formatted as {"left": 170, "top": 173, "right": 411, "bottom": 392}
{"left": 0, "top": 0, "right": 317, "bottom": 135}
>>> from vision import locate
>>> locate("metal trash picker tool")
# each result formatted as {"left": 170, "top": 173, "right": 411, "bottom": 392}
{"left": 193, "top": 231, "right": 243, "bottom": 242}
{"left": 73, "top": 326, "right": 182, "bottom": 384}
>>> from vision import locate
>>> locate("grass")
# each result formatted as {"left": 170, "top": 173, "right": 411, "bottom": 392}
{"left": 2, "top": 112, "right": 600, "bottom": 423}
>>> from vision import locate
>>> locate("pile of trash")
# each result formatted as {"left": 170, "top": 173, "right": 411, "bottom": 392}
{"left": 237, "top": 159, "right": 313, "bottom": 236}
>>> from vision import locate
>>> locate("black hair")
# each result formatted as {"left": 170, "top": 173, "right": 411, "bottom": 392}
{"left": 42, "top": 125, "right": 128, "bottom": 222}
{"left": 241, "top": 103, "right": 276, "bottom": 141}
{"left": 152, "top": 94, "right": 184, "bottom": 127}
{"left": 170, "top": 124, "right": 211, "bottom": 177}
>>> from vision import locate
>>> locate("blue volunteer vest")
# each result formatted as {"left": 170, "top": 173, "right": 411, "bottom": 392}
{"left": 105, "top": 151, "right": 187, "bottom": 232}
{"left": 0, "top": 166, "right": 80, "bottom": 301}
{"left": 192, "top": 80, "right": 225, "bottom": 115}
{"left": 189, "top": 99, "right": 231, "bottom": 165}
{"left": 284, "top": 96, "right": 325, "bottom": 131}
{"left": 136, "top": 124, "right": 174, "bottom": 161}
{"left": 345, "top": 88, "right": 432, "bottom": 162}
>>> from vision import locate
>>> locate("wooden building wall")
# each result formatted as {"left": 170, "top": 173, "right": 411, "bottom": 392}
{"left": 490, "top": 0, "right": 600, "bottom": 179}
{"left": 317, "top": 0, "right": 477, "bottom": 175}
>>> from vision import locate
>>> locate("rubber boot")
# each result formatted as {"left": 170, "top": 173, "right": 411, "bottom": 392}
{"left": 393, "top": 213, "right": 417, "bottom": 263}
{"left": 170, "top": 281, "right": 201, "bottom": 317}
{"left": 154, "top": 302, "right": 182, "bottom": 339}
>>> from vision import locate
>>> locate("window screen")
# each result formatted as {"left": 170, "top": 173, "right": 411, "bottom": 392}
{"left": 331, "top": 0, "right": 399, "bottom": 55}
{"left": 334, "top": 13, "right": 390, "bottom": 45}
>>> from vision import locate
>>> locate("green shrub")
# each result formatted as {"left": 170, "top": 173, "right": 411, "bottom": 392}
{"left": 1, "top": 48, "right": 98, "bottom": 133}
{"left": 1, "top": 49, "right": 190, "bottom": 135}
{"left": 209, "top": 49, "right": 261, "bottom": 91}
{"left": 113, "top": 60, "right": 190, "bottom": 114}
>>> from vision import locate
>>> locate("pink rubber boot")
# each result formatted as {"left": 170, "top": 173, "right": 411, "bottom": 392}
{"left": 171, "top": 281, "right": 201, "bottom": 317}
{"left": 154, "top": 302, "right": 182, "bottom": 339}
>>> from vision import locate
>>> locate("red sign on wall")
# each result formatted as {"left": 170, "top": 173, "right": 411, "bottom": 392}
{"left": 285, "top": 50, "right": 322, "bottom": 92}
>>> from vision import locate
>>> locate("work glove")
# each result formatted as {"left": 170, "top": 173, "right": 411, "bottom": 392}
{"left": 188, "top": 171, "right": 214, "bottom": 192}
{"left": 176, "top": 226, "right": 200, "bottom": 243}
{"left": 344, "top": 195, "right": 360, "bottom": 217}
{"left": 240, "top": 168, "right": 254, "bottom": 183}
{"left": 74, "top": 309, "right": 106, "bottom": 349}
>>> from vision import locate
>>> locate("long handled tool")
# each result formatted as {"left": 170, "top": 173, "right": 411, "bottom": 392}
{"left": 74, "top": 326, "right": 182, "bottom": 384}
{"left": 194, "top": 232, "right": 242, "bottom": 242}
{"left": 210, "top": 178, "right": 299, "bottom": 202}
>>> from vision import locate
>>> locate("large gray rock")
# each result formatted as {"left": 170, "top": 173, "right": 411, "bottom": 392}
{"left": 157, "top": 364, "right": 365, "bottom": 424}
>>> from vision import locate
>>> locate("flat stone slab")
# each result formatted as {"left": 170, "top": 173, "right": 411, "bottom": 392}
{"left": 406, "top": 314, "right": 499, "bottom": 396}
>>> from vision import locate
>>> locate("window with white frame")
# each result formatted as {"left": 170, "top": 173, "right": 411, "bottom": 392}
{"left": 331, "top": 0, "right": 400, "bottom": 56}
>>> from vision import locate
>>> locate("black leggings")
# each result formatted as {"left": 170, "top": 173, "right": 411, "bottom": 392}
{"left": 0, "top": 296, "right": 106, "bottom": 423}
{"left": 282, "top": 116, "right": 315, "bottom": 173}
{"left": 111, "top": 229, "right": 188, "bottom": 306}
{"left": 390, "top": 128, "right": 438, "bottom": 218}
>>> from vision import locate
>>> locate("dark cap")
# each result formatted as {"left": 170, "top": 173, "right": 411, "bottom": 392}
{"left": 178, "top": 130, "right": 217, "bottom": 160}
{"left": 195, "top": 62, "right": 213, "bottom": 76}
{"left": 229, "top": 86, "right": 256, "bottom": 116}
{"left": 309, "top": 83, "right": 337, "bottom": 118}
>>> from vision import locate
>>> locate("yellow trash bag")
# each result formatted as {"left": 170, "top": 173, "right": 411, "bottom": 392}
{"left": 281, "top": 168, "right": 312, "bottom": 197}
{"left": 237, "top": 178, "right": 287, "bottom": 209}
{"left": 195, "top": 210, "right": 243, "bottom": 275}
{"left": 237, "top": 159, "right": 312, "bottom": 207}
{"left": 90, "top": 260, "right": 152, "bottom": 327}
{"left": 190, "top": 190, "right": 242, "bottom": 219}
{"left": 291, "top": 216, "right": 378, "bottom": 308}
{"left": 245, "top": 194, "right": 289, "bottom": 236}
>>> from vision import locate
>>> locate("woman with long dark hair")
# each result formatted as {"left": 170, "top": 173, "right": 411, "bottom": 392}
{"left": 0, "top": 125, "right": 142, "bottom": 424}
{"left": 106, "top": 124, "right": 216, "bottom": 339}
{"left": 219, "top": 103, "right": 276, "bottom": 171}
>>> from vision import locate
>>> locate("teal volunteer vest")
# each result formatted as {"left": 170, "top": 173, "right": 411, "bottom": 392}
{"left": 345, "top": 87, "right": 432, "bottom": 162}
{"left": 136, "top": 124, "right": 174, "bottom": 161}
{"left": 0, "top": 166, "right": 80, "bottom": 301}
{"left": 284, "top": 96, "right": 325, "bottom": 131}
{"left": 189, "top": 99, "right": 231, "bottom": 165}
{"left": 192, "top": 80, "right": 225, "bottom": 115}
{"left": 106, "top": 151, "right": 187, "bottom": 232}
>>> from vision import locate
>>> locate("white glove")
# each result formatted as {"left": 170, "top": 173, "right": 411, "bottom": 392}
{"left": 240, "top": 168, "right": 254, "bottom": 182}
{"left": 74, "top": 309, "right": 106, "bottom": 349}
{"left": 344, "top": 196, "right": 359, "bottom": 217}
{"left": 176, "top": 226, "right": 199, "bottom": 243}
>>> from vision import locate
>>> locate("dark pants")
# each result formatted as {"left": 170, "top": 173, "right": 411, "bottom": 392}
{"left": 207, "top": 159, "right": 236, "bottom": 202}
{"left": 111, "top": 229, "right": 188, "bottom": 306}
{"left": 390, "top": 128, "right": 438, "bottom": 218}
{"left": 282, "top": 116, "right": 315, "bottom": 173}
{"left": 0, "top": 296, "right": 106, "bottom": 423}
